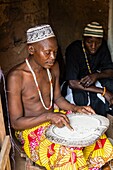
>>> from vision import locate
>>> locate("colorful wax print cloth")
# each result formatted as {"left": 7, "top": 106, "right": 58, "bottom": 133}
{"left": 15, "top": 112, "right": 113, "bottom": 170}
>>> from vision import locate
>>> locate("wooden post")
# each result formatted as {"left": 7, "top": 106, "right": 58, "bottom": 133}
{"left": 0, "top": 95, "right": 6, "bottom": 144}
{"left": 0, "top": 136, "right": 11, "bottom": 170}
{"left": 0, "top": 95, "right": 11, "bottom": 170}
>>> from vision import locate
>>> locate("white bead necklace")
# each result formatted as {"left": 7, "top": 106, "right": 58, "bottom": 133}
{"left": 25, "top": 58, "right": 53, "bottom": 110}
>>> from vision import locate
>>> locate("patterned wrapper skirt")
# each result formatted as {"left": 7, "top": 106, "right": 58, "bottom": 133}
{"left": 15, "top": 111, "right": 113, "bottom": 170}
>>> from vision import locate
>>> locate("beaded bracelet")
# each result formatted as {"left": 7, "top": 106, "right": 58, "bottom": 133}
{"left": 102, "top": 87, "right": 106, "bottom": 96}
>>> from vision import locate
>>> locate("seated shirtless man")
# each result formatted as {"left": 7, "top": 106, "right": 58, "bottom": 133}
{"left": 7, "top": 24, "right": 113, "bottom": 170}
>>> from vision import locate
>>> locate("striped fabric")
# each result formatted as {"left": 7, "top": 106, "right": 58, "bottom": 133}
{"left": 83, "top": 22, "right": 103, "bottom": 38}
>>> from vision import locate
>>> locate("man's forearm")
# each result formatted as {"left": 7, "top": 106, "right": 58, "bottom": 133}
{"left": 96, "top": 69, "right": 113, "bottom": 79}
{"left": 69, "top": 80, "right": 104, "bottom": 94}
{"left": 11, "top": 113, "right": 50, "bottom": 130}
{"left": 54, "top": 95, "right": 75, "bottom": 111}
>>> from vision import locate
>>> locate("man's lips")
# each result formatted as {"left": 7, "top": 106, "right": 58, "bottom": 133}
{"left": 47, "top": 61, "right": 55, "bottom": 66}
{"left": 90, "top": 49, "right": 96, "bottom": 53}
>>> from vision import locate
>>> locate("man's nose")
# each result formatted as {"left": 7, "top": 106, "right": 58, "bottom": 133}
{"left": 50, "top": 52, "right": 56, "bottom": 59}
{"left": 91, "top": 42, "right": 96, "bottom": 49}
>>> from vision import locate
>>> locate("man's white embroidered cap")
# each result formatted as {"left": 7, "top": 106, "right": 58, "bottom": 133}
{"left": 27, "top": 24, "right": 55, "bottom": 44}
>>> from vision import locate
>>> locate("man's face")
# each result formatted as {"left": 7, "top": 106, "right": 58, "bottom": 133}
{"left": 84, "top": 36, "right": 102, "bottom": 55}
{"left": 31, "top": 37, "right": 58, "bottom": 69}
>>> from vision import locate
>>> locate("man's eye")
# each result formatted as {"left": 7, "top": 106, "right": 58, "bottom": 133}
{"left": 86, "top": 41, "right": 92, "bottom": 44}
{"left": 97, "top": 41, "right": 101, "bottom": 45}
{"left": 45, "top": 51, "right": 50, "bottom": 55}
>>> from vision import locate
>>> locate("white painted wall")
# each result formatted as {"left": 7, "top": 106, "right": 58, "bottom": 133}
{"left": 108, "top": 0, "right": 113, "bottom": 61}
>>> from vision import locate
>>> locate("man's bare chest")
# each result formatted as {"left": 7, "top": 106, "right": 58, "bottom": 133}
{"left": 21, "top": 72, "right": 54, "bottom": 104}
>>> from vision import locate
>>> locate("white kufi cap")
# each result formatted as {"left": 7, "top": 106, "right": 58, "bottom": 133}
{"left": 27, "top": 24, "right": 55, "bottom": 44}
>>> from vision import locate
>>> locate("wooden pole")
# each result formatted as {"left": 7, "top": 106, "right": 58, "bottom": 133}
{"left": 0, "top": 95, "right": 11, "bottom": 170}
{"left": 0, "top": 95, "right": 6, "bottom": 145}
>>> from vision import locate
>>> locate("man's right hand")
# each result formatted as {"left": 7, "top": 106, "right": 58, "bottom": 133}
{"left": 80, "top": 74, "right": 98, "bottom": 88}
{"left": 47, "top": 112, "right": 73, "bottom": 131}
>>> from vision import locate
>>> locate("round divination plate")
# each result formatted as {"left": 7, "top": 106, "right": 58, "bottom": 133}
{"left": 45, "top": 113, "right": 109, "bottom": 147}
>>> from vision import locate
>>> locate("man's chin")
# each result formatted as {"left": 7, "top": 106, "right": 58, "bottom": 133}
{"left": 89, "top": 50, "right": 97, "bottom": 55}
{"left": 45, "top": 64, "right": 54, "bottom": 69}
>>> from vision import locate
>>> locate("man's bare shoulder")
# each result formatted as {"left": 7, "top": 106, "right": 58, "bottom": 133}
{"left": 7, "top": 61, "right": 29, "bottom": 94}
{"left": 7, "top": 61, "right": 27, "bottom": 81}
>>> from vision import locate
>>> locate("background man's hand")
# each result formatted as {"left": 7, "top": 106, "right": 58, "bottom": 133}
{"left": 104, "top": 90, "right": 113, "bottom": 106}
{"left": 80, "top": 73, "right": 98, "bottom": 87}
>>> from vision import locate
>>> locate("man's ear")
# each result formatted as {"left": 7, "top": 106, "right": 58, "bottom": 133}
{"left": 28, "top": 45, "right": 35, "bottom": 54}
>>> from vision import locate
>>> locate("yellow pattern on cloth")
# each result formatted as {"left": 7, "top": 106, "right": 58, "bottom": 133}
{"left": 15, "top": 111, "right": 113, "bottom": 170}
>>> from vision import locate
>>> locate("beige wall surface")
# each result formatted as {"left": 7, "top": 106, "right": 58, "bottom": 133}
{"left": 0, "top": 0, "right": 49, "bottom": 74}
{"left": 0, "top": 0, "right": 109, "bottom": 74}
